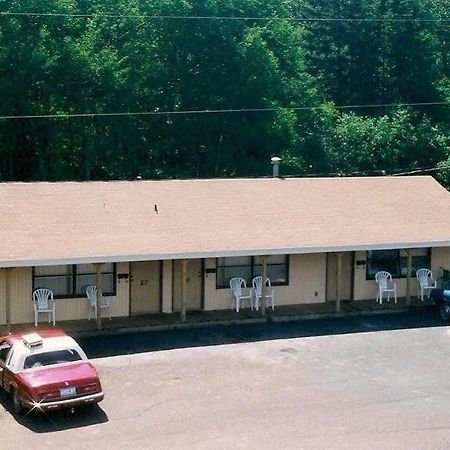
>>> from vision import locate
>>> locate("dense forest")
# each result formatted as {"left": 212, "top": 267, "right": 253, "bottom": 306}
{"left": 1, "top": 0, "right": 450, "bottom": 182}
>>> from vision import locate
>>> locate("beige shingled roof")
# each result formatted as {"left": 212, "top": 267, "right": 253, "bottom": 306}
{"left": 1, "top": 176, "right": 450, "bottom": 267}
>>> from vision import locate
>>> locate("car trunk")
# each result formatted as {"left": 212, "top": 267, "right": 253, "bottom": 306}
{"left": 18, "top": 362, "right": 101, "bottom": 401}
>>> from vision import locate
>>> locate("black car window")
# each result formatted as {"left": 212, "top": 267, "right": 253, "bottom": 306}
{"left": 0, "top": 342, "right": 11, "bottom": 364}
{"left": 24, "top": 349, "right": 82, "bottom": 369}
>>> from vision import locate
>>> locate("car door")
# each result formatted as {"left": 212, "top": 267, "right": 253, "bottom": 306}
{"left": 0, "top": 341, "right": 12, "bottom": 390}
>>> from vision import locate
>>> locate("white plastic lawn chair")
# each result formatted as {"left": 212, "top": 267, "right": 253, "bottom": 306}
{"left": 229, "top": 277, "right": 253, "bottom": 312}
{"left": 416, "top": 268, "right": 436, "bottom": 301}
{"left": 32, "top": 288, "right": 56, "bottom": 327}
{"left": 375, "top": 271, "right": 397, "bottom": 304}
{"left": 86, "top": 285, "right": 111, "bottom": 320}
{"left": 252, "top": 276, "right": 275, "bottom": 311}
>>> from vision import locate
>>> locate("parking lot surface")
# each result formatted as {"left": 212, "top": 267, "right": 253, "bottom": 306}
{"left": 1, "top": 311, "right": 450, "bottom": 449}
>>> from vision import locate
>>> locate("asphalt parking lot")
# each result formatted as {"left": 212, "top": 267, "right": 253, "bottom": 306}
{"left": 1, "top": 309, "right": 450, "bottom": 450}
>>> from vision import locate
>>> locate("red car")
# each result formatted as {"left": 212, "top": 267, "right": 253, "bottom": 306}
{"left": 0, "top": 329, "right": 104, "bottom": 414}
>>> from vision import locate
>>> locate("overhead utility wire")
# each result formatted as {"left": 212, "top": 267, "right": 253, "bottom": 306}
{"left": 392, "top": 165, "right": 450, "bottom": 176}
{"left": 1, "top": 11, "right": 450, "bottom": 22}
{"left": 0, "top": 102, "right": 446, "bottom": 121}
{"left": 281, "top": 164, "right": 450, "bottom": 179}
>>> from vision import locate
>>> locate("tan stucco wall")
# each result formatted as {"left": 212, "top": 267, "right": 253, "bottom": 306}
{"left": 3, "top": 247, "right": 449, "bottom": 324}
{"left": 0, "top": 263, "right": 130, "bottom": 325}
{"left": 204, "top": 253, "right": 327, "bottom": 311}
{"left": 0, "top": 269, "right": 6, "bottom": 325}
{"left": 430, "top": 247, "right": 450, "bottom": 277}
{"left": 353, "top": 248, "right": 450, "bottom": 300}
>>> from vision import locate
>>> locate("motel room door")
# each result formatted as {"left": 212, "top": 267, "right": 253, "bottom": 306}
{"left": 130, "top": 261, "right": 161, "bottom": 314}
{"left": 173, "top": 259, "right": 203, "bottom": 312}
{"left": 326, "top": 252, "right": 353, "bottom": 302}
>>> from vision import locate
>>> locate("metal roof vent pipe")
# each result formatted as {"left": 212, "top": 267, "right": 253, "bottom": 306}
{"left": 271, "top": 156, "right": 281, "bottom": 177}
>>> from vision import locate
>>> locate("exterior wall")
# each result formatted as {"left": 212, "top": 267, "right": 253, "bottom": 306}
{"left": 3, "top": 246, "right": 449, "bottom": 324}
{"left": 1, "top": 262, "right": 130, "bottom": 325}
{"left": 0, "top": 269, "right": 6, "bottom": 325}
{"left": 204, "top": 253, "right": 327, "bottom": 311}
{"left": 353, "top": 248, "right": 450, "bottom": 300}
{"left": 430, "top": 247, "right": 450, "bottom": 278}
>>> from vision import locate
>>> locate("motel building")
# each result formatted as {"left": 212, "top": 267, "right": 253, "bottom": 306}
{"left": 1, "top": 175, "right": 450, "bottom": 331}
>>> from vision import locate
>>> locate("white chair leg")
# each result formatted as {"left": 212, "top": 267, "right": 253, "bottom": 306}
{"left": 236, "top": 298, "right": 240, "bottom": 312}
{"left": 35, "top": 311, "right": 38, "bottom": 327}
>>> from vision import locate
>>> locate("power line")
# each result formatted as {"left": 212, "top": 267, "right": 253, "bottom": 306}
{"left": 281, "top": 163, "right": 450, "bottom": 179}
{"left": 1, "top": 11, "right": 450, "bottom": 23}
{"left": 0, "top": 102, "right": 446, "bottom": 121}
{"left": 392, "top": 165, "right": 450, "bottom": 176}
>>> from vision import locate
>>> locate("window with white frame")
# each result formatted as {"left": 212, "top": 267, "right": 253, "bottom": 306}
{"left": 216, "top": 255, "right": 289, "bottom": 288}
{"left": 366, "top": 248, "right": 430, "bottom": 279}
{"left": 33, "top": 263, "right": 116, "bottom": 298}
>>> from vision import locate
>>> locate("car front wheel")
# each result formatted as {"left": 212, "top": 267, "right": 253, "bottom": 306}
{"left": 439, "top": 301, "right": 450, "bottom": 321}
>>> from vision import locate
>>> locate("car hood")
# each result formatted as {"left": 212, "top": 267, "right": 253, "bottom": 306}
{"left": 18, "top": 361, "right": 99, "bottom": 389}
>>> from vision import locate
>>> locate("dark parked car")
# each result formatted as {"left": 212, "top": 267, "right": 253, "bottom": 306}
{"left": 430, "top": 288, "right": 450, "bottom": 321}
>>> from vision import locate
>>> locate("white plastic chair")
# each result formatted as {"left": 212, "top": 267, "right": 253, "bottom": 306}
{"left": 229, "top": 277, "right": 253, "bottom": 312}
{"left": 416, "top": 268, "right": 436, "bottom": 301}
{"left": 252, "top": 276, "right": 275, "bottom": 311}
{"left": 86, "top": 285, "right": 111, "bottom": 320}
{"left": 32, "top": 288, "right": 56, "bottom": 327}
{"left": 375, "top": 271, "right": 397, "bottom": 304}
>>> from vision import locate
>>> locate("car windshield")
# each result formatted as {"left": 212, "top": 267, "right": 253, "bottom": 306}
{"left": 23, "top": 349, "right": 82, "bottom": 369}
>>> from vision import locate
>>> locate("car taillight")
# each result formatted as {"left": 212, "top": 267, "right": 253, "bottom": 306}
{"left": 76, "top": 383, "right": 98, "bottom": 394}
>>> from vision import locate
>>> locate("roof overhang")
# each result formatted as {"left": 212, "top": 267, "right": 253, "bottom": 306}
{"left": 2, "top": 240, "right": 450, "bottom": 268}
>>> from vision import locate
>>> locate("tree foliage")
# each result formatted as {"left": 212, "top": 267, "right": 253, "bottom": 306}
{"left": 0, "top": 0, "right": 449, "bottom": 182}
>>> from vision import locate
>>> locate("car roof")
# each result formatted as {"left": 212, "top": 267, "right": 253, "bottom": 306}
{"left": 0, "top": 328, "right": 71, "bottom": 347}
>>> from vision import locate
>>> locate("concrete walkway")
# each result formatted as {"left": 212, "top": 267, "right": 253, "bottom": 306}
{"left": 1, "top": 297, "right": 432, "bottom": 338}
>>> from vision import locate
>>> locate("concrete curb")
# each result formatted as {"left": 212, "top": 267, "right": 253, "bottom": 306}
{"left": 71, "top": 306, "right": 414, "bottom": 338}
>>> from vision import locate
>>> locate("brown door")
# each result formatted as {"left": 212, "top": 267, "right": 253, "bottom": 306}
{"left": 173, "top": 259, "right": 203, "bottom": 312}
{"left": 130, "top": 261, "right": 161, "bottom": 314}
{"left": 326, "top": 252, "right": 353, "bottom": 301}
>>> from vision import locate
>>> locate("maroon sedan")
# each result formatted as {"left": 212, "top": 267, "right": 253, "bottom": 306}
{"left": 0, "top": 329, "right": 104, "bottom": 414}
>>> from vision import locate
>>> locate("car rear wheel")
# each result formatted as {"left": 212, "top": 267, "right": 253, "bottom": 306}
{"left": 11, "top": 389, "right": 24, "bottom": 416}
{"left": 439, "top": 301, "right": 450, "bottom": 321}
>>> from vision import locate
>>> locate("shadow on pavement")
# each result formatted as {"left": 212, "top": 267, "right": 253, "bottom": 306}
{"left": 0, "top": 391, "right": 108, "bottom": 433}
{"left": 78, "top": 306, "right": 448, "bottom": 359}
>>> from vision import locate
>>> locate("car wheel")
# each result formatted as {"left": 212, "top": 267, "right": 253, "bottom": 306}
{"left": 439, "top": 301, "right": 450, "bottom": 321}
{"left": 11, "top": 389, "right": 24, "bottom": 416}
